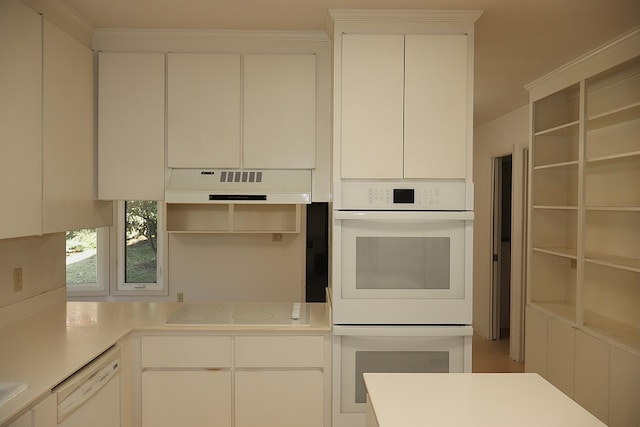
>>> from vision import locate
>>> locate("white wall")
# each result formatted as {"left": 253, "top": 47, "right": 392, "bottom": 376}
{"left": 0, "top": 233, "right": 66, "bottom": 326}
{"left": 473, "top": 105, "right": 529, "bottom": 358}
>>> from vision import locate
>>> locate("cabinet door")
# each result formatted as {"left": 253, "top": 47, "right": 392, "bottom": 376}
{"left": 0, "top": 0, "right": 42, "bottom": 239}
{"left": 341, "top": 34, "right": 404, "bottom": 179}
{"left": 142, "top": 370, "right": 232, "bottom": 427}
{"left": 98, "top": 52, "right": 165, "bottom": 200}
{"left": 574, "top": 330, "right": 609, "bottom": 424}
{"left": 243, "top": 54, "right": 316, "bottom": 169}
{"left": 167, "top": 53, "right": 241, "bottom": 168}
{"left": 404, "top": 34, "right": 468, "bottom": 179}
{"left": 609, "top": 346, "right": 640, "bottom": 427}
{"left": 42, "top": 20, "right": 112, "bottom": 233}
{"left": 235, "top": 370, "right": 324, "bottom": 427}
{"left": 5, "top": 411, "right": 32, "bottom": 427}
{"left": 546, "top": 316, "right": 575, "bottom": 398}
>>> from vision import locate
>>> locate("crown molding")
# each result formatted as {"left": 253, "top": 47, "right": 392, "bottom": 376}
{"left": 21, "top": 0, "right": 95, "bottom": 46}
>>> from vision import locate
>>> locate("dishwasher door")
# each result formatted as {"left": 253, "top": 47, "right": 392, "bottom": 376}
{"left": 54, "top": 346, "right": 121, "bottom": 427}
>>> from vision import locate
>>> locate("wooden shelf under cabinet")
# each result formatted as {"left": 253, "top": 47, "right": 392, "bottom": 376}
{"left": 166, "top": 203, "right": 302, "bottom": 234}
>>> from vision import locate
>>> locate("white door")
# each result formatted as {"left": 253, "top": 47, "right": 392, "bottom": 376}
{"left": 404, "top": 34, "right": 469, "bottom": 179}
{"left": 340, "top": 34, "right": 404, "bottom": 179}
{"left": 235, "top": 370, "right": 324, "bottom": 427}
{"left": 141, "top": 370, "right": 231, "bottom": 427}
{"left": 243, "top": 54, "right": 316, "bottom": 169}
{"left": 98, "top": 52, "right": 165, "bottom": 200}
{"left": 167, "top": 53, "right": 241, "bottom": 168}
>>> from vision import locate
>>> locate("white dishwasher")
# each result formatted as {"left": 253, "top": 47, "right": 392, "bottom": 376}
{"left": 53, "top": 346, "right": 121, "bottom": 427}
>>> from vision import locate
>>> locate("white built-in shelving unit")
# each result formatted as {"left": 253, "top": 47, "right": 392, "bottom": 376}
{"left": 526, "top": 27, "right": 640, "bottom": 426}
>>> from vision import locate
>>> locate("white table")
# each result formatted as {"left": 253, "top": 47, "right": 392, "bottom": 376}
{"left": 364, "top": 373, "right": 606, "bottom": 426}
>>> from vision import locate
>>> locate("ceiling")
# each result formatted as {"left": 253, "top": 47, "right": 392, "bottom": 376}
{"left": 58, "top": 0, "right": 640, "bottom": 125}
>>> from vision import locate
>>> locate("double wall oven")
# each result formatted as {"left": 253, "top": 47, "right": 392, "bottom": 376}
{"left": 331, "top": 180, "right": 474, "bottom": 427}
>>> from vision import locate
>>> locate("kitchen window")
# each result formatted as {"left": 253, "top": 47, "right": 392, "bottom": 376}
{"left": 115, "top": 200, "right": 166, "bottom": 295}
{"left": 66, "top": 228, "right": 110, "bottom": 296}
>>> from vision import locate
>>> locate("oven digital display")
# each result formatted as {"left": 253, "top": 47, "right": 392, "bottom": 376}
{"left": 393, "top": 188, "right": 414, "bottom": 204}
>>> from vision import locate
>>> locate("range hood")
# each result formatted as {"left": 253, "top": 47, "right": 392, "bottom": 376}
{"left": 165, "top": 169, "right": 311, "bottom": 204}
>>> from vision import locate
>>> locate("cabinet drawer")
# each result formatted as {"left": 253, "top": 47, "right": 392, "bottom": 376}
{"left": 235, "top": 336, "right": 324, "bottom": 368}
{"left": 142, "top": 336, "right": 232, "bottom": 368}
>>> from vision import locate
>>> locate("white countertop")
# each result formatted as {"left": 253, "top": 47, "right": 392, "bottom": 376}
{"left": 364, "top": 373, "right": 606, "bottom": 427}
{"left": 0, "top": 301, "right": 330, "bottom": 425}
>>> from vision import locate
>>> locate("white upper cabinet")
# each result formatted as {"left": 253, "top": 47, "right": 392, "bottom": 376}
{"left": 166, "top": 53, "right": 316, "bottom": 170}
{"left": 42, "top": 20, "right": 112, "bottom": 233}
{"left": 1, "top": 1, "right": 110, "bottom": 238}
{"left": 243, "top": 54, "right": 316, "bottom": 169}
{"left": 0, "top": 0, "right": 42, "bottom": 239}
{"left": 98, "top": 52, "right": 165, "bottom": 200}
{"left": 341, "top": 34, "right": 405, "bottom": 179}
{"left": 404, "top": 34, "right": 468, "bottom": 179}
{"left": 340, "top": 33, "right": 470, "bottom": 179}
{"left": 167, "top": 53, "right": 241, "bottom": 168}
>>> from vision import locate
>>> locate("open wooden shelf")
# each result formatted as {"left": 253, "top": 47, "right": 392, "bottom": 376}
{"left": 166, "top": 203, "right": 302, "bottom": 234}
{"left": 529, "top": 55, "right": 640, "bottom": 354}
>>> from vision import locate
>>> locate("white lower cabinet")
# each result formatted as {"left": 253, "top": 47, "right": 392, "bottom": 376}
{"left": 526, "top": 304, "right": 640, "bottom": 426}
{"left": 574, "top": 330, "right": 609, "bottom": 423}
{"left": 235, "top": 370, "right": 324, "bottom": 427}
{"left": 142, "top": 370, "right": 232, "bottom": 427}
{"left": 5, "top": 393, "right": 56, "bottom": 427}
{"left": 139, "top": 333, "right": 329, "bottom": 427}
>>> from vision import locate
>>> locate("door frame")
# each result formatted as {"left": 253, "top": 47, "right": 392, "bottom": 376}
{"left": 489, "top": 143, "right": 528, "bottom": 362}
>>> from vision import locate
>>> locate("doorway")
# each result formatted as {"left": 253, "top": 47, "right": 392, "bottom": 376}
{"left": 491, "top": 154, "right": 512, "bottom": 341}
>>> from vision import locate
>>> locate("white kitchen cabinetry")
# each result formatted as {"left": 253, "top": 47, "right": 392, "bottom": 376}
{"left": 167, "top": 53, "right": 241, "bottom": 168}
{"left": 0, "top": 1, "right": 112, "bottom": 239}
{"left": 574, "top": 329, "right": 609, "bottom": 423}
{"left": 139, "top": 333, "right": 329, "bottom": 427}
{"left": 42, "top": 20, "right": 112, "bottom": 233}
{"left": 5, "top": 393, "right": 56, "bottom": 427}
{"left": 140, "top": 336, "right": 233, "bottom": 427}
{"left": 142, "top": 371, "right": 232, "bottom": 427}
{"left": 235, "top": 370, "right": 323, "bottom": 427}
{"left": 0, "top": 0, "right": 42, "bottom": 239}
{"left": 167, "top": 53, "right": 316, "bottom": 170}
{"left": 526, "top": 29, "right": 639, "bottom": 426}
{"left": 328, "top": 8, "right": 480, "bottom": 183}
{"left": 340, "top": 33, "right": 469, "bottom": 179}
{"left": 98, "top": 52, "right": 165, "bottom": 201}
{"left": 243, "top": 54, "right": 316, "bottom": 169}
{"left": 234, "top": 336, "right": 325, "bottom": 427}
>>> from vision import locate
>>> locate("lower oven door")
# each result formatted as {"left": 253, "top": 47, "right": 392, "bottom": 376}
{"left": 332, "top": 325, "right": 472, "bottom": 427}
{"left": 332, "top": 210, "right": 473, "bottom": 324}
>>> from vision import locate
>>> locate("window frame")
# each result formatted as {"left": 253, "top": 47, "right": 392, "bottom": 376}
{"left": 112, "top": 200, "right": 167, "bottom": 296}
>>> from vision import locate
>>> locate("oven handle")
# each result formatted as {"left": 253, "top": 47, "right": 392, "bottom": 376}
{"left": 333, "top": 325, "right": 473, "bottom": 337}
{"left": 333, "top": 211, "right": 474, "bottom": 221}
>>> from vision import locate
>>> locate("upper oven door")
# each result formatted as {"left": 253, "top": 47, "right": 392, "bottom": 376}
{"left": 332, "top": 211, "right": 473, "bottom": 325}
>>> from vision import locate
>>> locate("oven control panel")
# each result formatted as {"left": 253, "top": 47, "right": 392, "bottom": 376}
{"left": 340, "top": 181, "right": 470, "bottom": 210}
